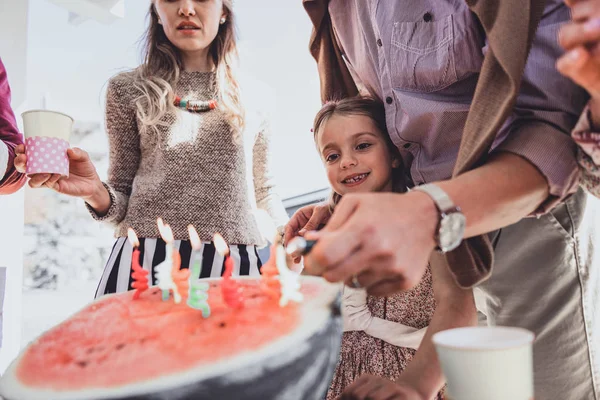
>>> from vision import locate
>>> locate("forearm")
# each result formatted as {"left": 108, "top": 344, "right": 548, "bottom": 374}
{"left": 84, "top": 181, "right": 130, "bottom": 224}
{"left": 437, "top": 152, "right": 548, "bottom": 238}
{"left": 84, "top": 179, "right": 112, "bottom": 216}
{"left": 398, "top": 266, "right": 477, "bottom": 398}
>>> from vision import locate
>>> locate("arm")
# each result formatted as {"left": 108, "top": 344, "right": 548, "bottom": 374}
{"left": 303, "top": 151, "right": 552, "bottom": 294}
{"left": 437, "top": 2, "right": 586, "bottom": 238}
{"left": 396, "top": 258, "right": 476, "bottom": 399}
{"left": 0, "top": 58, "right": 26, "bottom": 194}
{"left": 302, "top": 3, "right": 585, "bottom": 297}
{"left": 436, "top": 152, "right": 549, "bottom": 239}
{"left": 85, "top": 75, "right": 141, "bottom": 224}
{"left": 340, "top": 259, "right": 476, "bottom": 400}
{"left": 253, "top": 118, "right": 289, "bottom": 237}
{"left": 342, "top": 286, "right": 426, "bottom": 350}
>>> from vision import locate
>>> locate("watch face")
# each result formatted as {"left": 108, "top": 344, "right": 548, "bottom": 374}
{"left": 439, "top": 212, "right": 466, "bottom": 252}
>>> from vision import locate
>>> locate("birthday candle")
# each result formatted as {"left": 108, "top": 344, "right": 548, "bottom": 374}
{"left": 214, "top": 233, "right": 244, "bottom": 309}
{"left": 187, "top": 225, "right": 203, "bottom": 279}
{"left": 188, "top": 281, "right": 211, "bottom": 317}
{"left": 186, "top": 226, "right": 211, "bottom": 316}
{"left": 171, "top": 250, "right": 190, "bottom": 304}
{"left": 127, "top": 228, "right": 149, "bottom": 300}
{"left": 275, "top": 244, "right": 304, "bottom": 307}
{"left": 260, "top": 240, "right": 282, "bottom": 301}
{"left": 156, "top": 218, "right": 178, "bottom": 302}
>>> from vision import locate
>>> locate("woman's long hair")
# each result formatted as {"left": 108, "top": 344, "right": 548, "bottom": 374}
{"left": 312, "top": 97, "right": 406, "bottom": 213}
{"left": 133, "top": 0, "right": 244, "bottom": 134}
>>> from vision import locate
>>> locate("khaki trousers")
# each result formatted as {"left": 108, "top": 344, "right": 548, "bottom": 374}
{"left": 475, "top": 188, "right": 600, "bottom": 399}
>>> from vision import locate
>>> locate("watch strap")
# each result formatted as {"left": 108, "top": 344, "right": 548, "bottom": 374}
{"left": 413, "top": 183, "right": 456, "bottom": 213}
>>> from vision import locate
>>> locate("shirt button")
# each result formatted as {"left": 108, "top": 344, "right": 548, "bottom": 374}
{"left": 386, "top": 96, "right": 393, "bottom": 104}
{"left": 423, "top": 12, "right": 432, "bottom": 22}
{"left": 377, "top": 38, "right": 383, "bottom": 47}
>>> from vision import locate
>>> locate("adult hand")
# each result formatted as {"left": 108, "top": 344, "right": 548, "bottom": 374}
{"left": 558, "top": 0, "right": 600, "bottom": 93}
{"left": 303, "top": 191, "right": 438, "bottom": 296}
{"left": 558, "top": 0, "right": 600, "bottom": 130}
{"left": 15, "top": 145, "right": 103, "bottom": 199}
{"left": 340, "top": 375, "right": 424, "bottom": 400}
{"left": 283, "top": 202, "right": 331, "bottom": 261}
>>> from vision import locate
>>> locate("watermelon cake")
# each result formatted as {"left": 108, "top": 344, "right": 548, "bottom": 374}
{"left": 0, "top": 275, "right": 342, "bottom": 400}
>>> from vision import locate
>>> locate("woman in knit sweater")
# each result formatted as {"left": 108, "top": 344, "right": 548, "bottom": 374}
{"left": 14, "top": 0, "right": 289, "bottom": 296}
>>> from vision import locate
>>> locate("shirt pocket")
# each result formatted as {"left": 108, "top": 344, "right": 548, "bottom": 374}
{"left": 390, "top": 14, "right": 457, "bottom": 93}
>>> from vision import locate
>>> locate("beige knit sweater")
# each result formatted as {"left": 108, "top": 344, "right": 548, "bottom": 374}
{"left": 87, "top": 70, "right": 289, "bottom": 245}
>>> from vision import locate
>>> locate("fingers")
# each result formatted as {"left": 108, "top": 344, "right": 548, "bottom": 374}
{"left": 303, "top": 229, "right": 363, "bottom": 277}
{"left": 44, "top": 174, "right": 62, "bottom": 190}
{"left": 559, "top": 19, "right": 600, "bottom": 50}
{"left": 318, "top": 241, "right": 371, "bottom": 282}
{"left": 573, "top": 131, "right": 600, "bottom": 144}
{"left": 300, "top": 204, "right": 331, "bottom": 235}
{"left": 341, "top": 375, "right": 382, "bottom": 400}
{"left": 14, "top": 153, "right": 27, "bottom": 173}
{"left": 557, "top": 47, "right": 590, "bottom": 73}
{"left": 564, "top": 0, "right": 587, "bottom": 7}
{"left": 322, "top": 194, "right": 360, "bottom": 232}
{"left": 15, "top": 144, "right": 25, "bottom": 155}
{"left": 67, "top": 147, "right": 89, "bottom": 161}
{"left": 571, "top": 0, "right": 598, "bottom": 22}
{"left": 556, "top": 46, "right": 600, "bottom": 95}
{"left": 28, "top": 174, "right": 51, "bottom": 188}
{"left": 366, "top": 385, "right": 399, "bottom": 400}
{"left": 283, "top": 205, "right": 315, "bottom": 244}
{"left": 284, "top": 224, "right": 300, "bottom": 246}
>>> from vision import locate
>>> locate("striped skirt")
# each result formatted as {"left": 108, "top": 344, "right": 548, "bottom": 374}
{"left": 95, "top": 237, "right": 263, "bottom": 298}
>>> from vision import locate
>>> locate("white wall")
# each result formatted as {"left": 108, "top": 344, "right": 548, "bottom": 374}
{"left": 0, "top": 0, "right": 29, "bottom": 373}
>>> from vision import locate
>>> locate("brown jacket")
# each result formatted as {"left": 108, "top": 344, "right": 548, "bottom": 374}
{"left": 303, "top": 0, "right": 548, "bottom": 288}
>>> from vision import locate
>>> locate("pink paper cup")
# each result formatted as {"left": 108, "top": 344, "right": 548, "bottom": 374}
{"left": 25, "top": 136, "right": 70, "bottom": 177}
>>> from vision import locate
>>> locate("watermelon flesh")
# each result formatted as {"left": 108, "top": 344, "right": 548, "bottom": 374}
{"left": 0, "top": 276, "right": 342, "bottom": 400}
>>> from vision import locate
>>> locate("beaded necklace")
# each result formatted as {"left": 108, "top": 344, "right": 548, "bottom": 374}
{"left": 174, "top": 71, "right": 219, "bottom": 113}
{"left": 174, "top": 96, "right": 218, "bottom": 113}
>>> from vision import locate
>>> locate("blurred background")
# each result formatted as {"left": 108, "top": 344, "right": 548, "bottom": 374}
{"left": 0, "top": 0, "right": 330, "bottom": 372}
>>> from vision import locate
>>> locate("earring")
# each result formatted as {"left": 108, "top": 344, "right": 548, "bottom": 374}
{"left": 220, "top": 17, "right": 226, "bottom": 24}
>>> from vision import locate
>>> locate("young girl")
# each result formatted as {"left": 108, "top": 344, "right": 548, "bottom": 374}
{"left": 311, "top": 97, "right": 473, "bottom": 400}
{"left": 14, "top": 0, "right": 288, "bottom": 297}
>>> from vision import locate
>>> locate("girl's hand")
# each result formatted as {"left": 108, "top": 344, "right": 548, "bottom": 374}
{"left": 15, "top": 145, "right": 104, "bottom": 199}
{"left": 340, "top": 375, "right": 424, "bottom": 400}
{"left": 284, "top": 202, "right": 331, "bottom": 262}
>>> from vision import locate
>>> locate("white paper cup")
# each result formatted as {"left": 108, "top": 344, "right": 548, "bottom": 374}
{"left": 433, "top": 326, "right": 535, "bottom": 400}
{"left": 22, "top": 110, "right": 73, "bottom": 141}
{"left": 22, "top": 110, "right": 73, "bottom": 176}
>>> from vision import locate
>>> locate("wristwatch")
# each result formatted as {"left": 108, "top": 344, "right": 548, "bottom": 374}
{"left": 412, "top": 183, "right": 466, "bottom": 253}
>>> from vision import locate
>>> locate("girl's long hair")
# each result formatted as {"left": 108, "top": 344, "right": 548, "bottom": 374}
{"left": 312, "top": 96, "right": 406, "bottom": 213}
{"left": 133, "top": 0, "right": 244, "bottom": 134}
